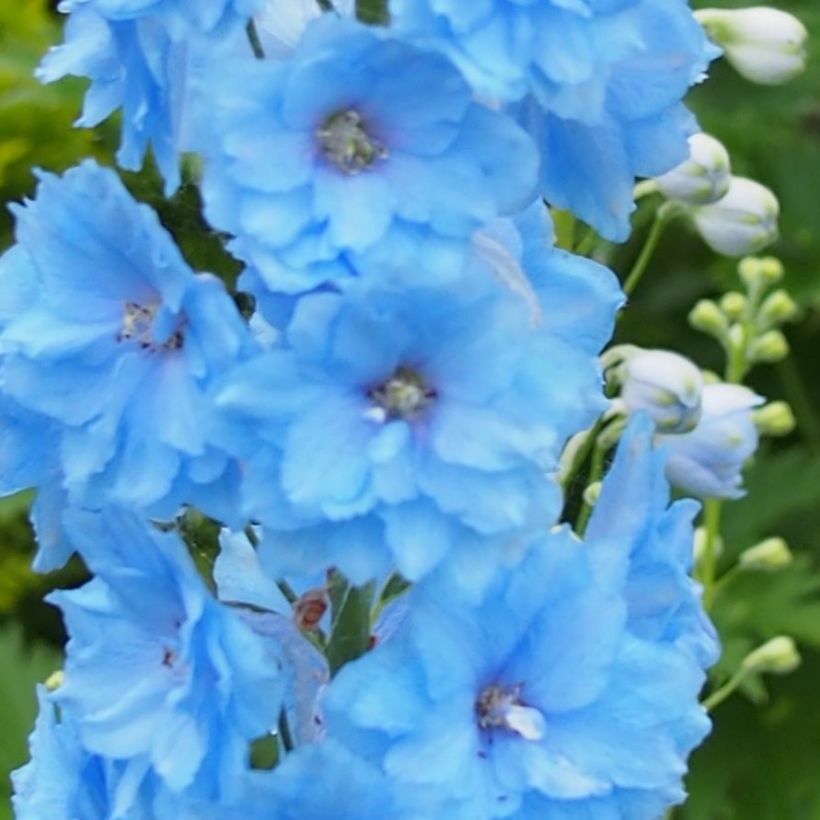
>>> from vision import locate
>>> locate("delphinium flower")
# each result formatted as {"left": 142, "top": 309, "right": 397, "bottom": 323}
{"left": 44, "top": 507, "right": 286, "bottom": 807}
{"left": 586, "top": 415, "right": 719, "bottom": 667}
{"left": 323, "top": 437, "right": 713, "bottom": 818}
{"left": 0, "top": 160, "right": 253, "bottom": 523}
{"left": 390, "top": 0, "right": 718, "bottom": 240}
{"left": 216, "top": 234, "right": 618, "bottom": 585}
{"left": 37, "top": 0, "right": 264, "bottom": 192}
{"left": 199, "top": 14, "right": 538, "bottom": 295}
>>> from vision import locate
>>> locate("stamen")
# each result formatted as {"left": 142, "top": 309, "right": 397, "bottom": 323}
{"left": 317, "top": 109, "right": 388, "bottom": 174}
{"left": 368, "top": 365, "right": 436, "bottom": 422}
{"left": 118, "top": 301, "right": 183, "bottom": 351}
{"left": 476, "top": 683, "right": 546, "bottom": 741}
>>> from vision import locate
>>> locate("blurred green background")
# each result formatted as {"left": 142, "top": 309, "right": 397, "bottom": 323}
{"left": 1, "top": 1, "right": 819, "bottom": 818}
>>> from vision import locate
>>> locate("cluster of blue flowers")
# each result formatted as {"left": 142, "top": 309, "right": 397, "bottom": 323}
{"left": 6, "top": 1, "right": 720, "bottom": 818}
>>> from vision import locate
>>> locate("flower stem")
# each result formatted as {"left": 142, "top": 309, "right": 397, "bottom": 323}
{"left": 575, "top": 441, "right": 607, "bottom": 536}
{"left": 622, "top": 210, "right": 669, "bottom": 297}
{"left": 702, "top": 668, "right": 747, "bottom": 712}
{"left": 700, "top": 498, "right": 722, "bottom": 611}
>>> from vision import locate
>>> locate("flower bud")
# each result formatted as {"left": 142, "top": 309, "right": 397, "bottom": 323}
{"left": 739, "top": 255, "right": 784, "bottom": 289}
{"left": 659, "top": 383, "right": 764, "bottom": 499}
{"left": 655, "top": 133, "right": 731, "bottom": 205}
{"left": 753, "top": 401, "right": 795, "bottom": 437}
{"left": 741, "top": 636, "right": 800, "bottom": 675}
{"left": 719, "top": 292, "right": 747, "bottom": 321}
{"left": 691, "top": 177, "right": 779, "bottom": 257}
{"left": 689, "top": 299, "right": 729, "bottom": 338}
{"left": 620, "top": 349, "right": 703, "bottom": 433}
{"left": 583, "top": 481, "right": 602, "bottom": 508}
{"left": 739, "top": 537, "right": 793, "bottom": 572}
{"left": 45, "top": 670, "right": 64, "bottom": 692}
{"left": 697, "top": 7, "right": 808, "bottom": 86}
{"left": 757, "top": 289, "right": 798, "bottom": 328}
{"left": 748, "top": 329, "right": 789, "bottom": 363}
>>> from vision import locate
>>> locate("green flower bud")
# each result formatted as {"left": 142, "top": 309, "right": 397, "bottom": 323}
{"left": 583, "top": 481, "right": 602, "bottom": 508}
{"left": 689, "top": 299, "right": 728, "bottom": 338}
{"left": 749, "top": 329, "right": 789, "bottom": 363}
{"left": 753, "top": 401, "right": 796, "bottom": 437}
{"left": 739, "top": 255, "right": 784, "bottom": 289}
{"left": 741, "top": 636, "right": 800, "bottom": 675}
{"left": 739, "top": 537, "right": 793, "bottom": 571}
{"left": 45, "top": 669, "right": 64, "bottom": 692}
{"left": 757, "top": 289, "right": 798, "bottom": 328}
{"left": 720, "top": 292, "right": 747, "bottom": 321}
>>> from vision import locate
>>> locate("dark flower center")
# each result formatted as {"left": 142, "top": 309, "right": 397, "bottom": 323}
{"left": 475, "top": 683, "right": 545, "bottom": 740}
{"left": 317, "top": 109, "right": 388, "bottom": 174}
{"left": 368, "top": 365, "right": 436, "bottom": 422}
{"left": 118, "top": 301, "right": 183, "bottom": 351}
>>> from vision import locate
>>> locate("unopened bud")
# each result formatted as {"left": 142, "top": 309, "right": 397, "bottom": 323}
{"left": 757, "top": 290, "right": 798, "bottom": 328}
{"left": 739, "top": 537, "right": 793, "bottom": 572}
{"left": 692, "top": 177, "right": 779, "bottom": 257}
{"left": 620, "top": 349, "right": 703, "bottom": 433}
{"left": 741, "top": 636, "right": 800, "bottom": 675}
{"left": 749, "top": 329, "right": 789, "bottom": 363}
{"left": 753, "top": 401, "right": 796, "bottom": 437}
{"left": 655, "top": 133, "right": 731, "bottom": 205}
{"left": 720, "top": 292, "right": 747, "bottom": 321}
{"left": 739, "top": 255, "right": 784, "bottom": 289}
{"left": 697, "top": 7, "right": 808, "bottom": 86}
{"left": 689, "top": 299, "right": 729, "bottom": 337}
{"left": 583, "top": 481, "right": 602, "bottom": 508}
{"left": 45, "top": 670, "right": 64, "bottom": 692}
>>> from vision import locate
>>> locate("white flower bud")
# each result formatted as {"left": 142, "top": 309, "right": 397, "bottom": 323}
{"left": 741, "top": 636, "right": 800, "bottom": 675}
{"left": 739, "top": 537, "right": 793, "bottom": 572}
{"left": 656, "top": 133, "right": 731, "bottom": 205}
{"left": 691, "top": 177, "right": 779, "bottom": 257}
{"left": 660, "top": 383, "right": 764, "bottom": 499}
{"left": 698, "top": 7, "right": 808, "bottom": 86}
{"left": 620, "top": 349, "right": 703, "bottom": 433}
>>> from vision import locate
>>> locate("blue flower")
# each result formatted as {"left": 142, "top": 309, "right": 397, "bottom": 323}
{"left": 200, "top": 15, "right": 538, "bottom": 294}
{"left": 658, "top": 383, "right": 764, "bottom": 499}
{"left": 323, "top": 524, "right": 712, "bottom": 818}
{"left": 47, "top": 507, "right": 286, "bottom": 801}
{"left": 217, "top": 238, "right": 615, "bottom": 584}
{"left": 12, "top": 684, "right": 184, "bottom": 819}
{"left": 38, "top": 0, "right": 261, "bottom": 192}
{"left": 0, "top": 161, "right": 252, "bottom": 520}
{"left": 587, "top": 414, "right": 719, "bottom": 668}
{"left": 390, "top": 0, "right": 717, "bottom": 240}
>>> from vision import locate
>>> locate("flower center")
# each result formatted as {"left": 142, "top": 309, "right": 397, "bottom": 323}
{"left": 118, "top": 301, "right": 183, "bottom": 351}
{"left": 368, "top": 365, "right": 436, "bottom": 422}
{"left": 317, "top": 109, "right": 388, "bottom": 174}
{"left": 475, "top": 683, "right": 546, "bottom": 741}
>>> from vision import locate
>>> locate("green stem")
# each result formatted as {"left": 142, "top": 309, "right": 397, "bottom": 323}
{"left": 356, "top": 0, "right": 389, "bottom": 23}
{"left": 245, "top": 20, "right": 265, "bottom": 59}
{"left": 622, "top": 211, "right": 668, "bottom": 297}
{"left": 700, "top": 498, "right": 722, "bottom": 612}
{"left": 575, "top": 227, "right": 599, "bottom": 257}
{"left": 575, "top": 442, "right": 607, "bottom": 536}
{"left": 712, "top": 565, "right": 741, "bottom": 598}
{"left": 702, "top": 668, "right": 747, "bottom": 712}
